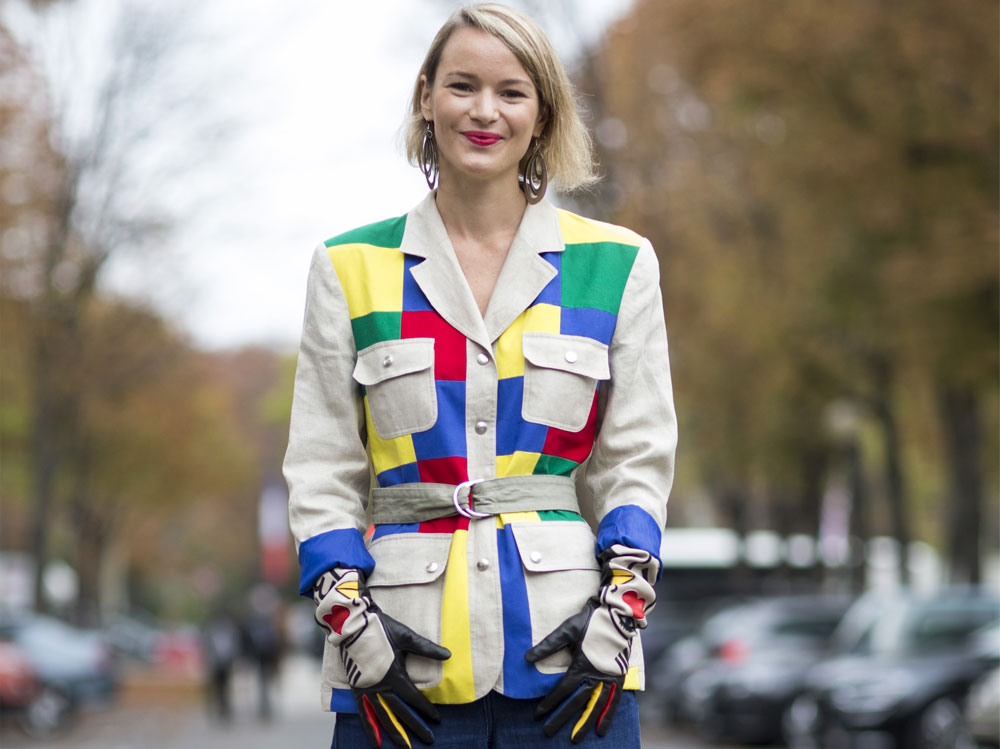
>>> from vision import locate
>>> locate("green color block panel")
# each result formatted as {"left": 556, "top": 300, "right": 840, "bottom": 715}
{"left": 560, "top": 242, "right": 640, "bottom": 313}
{"left": 352, "top": 311, "right": 402, "bottom": 350}
{"left": 327, "top": 215, "right": 407, "bottom": 249}
{"left": 533, "top": 454, "right": 579, "bottom": 476}
{"left": 538, "top": 510, "right": 587, "bottom": 523}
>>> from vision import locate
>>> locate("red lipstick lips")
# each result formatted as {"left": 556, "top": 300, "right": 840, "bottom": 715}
{"left": 463, "top": 131, "right": 502, "bottom": 146}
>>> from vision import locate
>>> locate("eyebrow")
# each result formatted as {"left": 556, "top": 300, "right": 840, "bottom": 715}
{"left": 444, "top": 71, "right": 532, "bottom": 87}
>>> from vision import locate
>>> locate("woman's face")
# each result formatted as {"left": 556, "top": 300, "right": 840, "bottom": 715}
{"left": 421, "top": 27, "right": 545, "bottom": 190}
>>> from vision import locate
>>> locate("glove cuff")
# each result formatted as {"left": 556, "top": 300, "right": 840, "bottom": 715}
{"left": 598, "top": 544, "right": 658, "bottom": 629}
{"left": 313, "top": 567, "right": 376, "bottom": 646}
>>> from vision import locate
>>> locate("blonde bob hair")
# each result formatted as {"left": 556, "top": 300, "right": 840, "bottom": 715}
{"left": 404, "top": 3, "right": 598, "bottom": 192}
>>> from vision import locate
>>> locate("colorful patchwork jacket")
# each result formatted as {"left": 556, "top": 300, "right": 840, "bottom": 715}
{"left": 284, "top": 193, "right": 677, "bottom": 713}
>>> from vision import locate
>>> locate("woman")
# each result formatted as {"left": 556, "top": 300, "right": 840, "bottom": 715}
{"left": 285, "top": 5, "right": 677, "bottom": 747}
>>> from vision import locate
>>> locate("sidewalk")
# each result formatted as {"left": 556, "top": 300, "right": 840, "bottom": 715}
{"left": 2, "top": 654, "right": 731, "bottom": 748}
{"left": 4, "top": 654, "right": 334, "bottom": 749}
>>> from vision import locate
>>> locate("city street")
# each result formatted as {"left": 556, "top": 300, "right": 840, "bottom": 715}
{"left": 0, "top": 654, "right": 751, "bottom": 749}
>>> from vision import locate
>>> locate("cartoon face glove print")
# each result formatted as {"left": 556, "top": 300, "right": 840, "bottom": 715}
{"left": 314, "top": 568, "right": 451, "bottom": 747}
{"left": 525, "top": 544, "right": 658, "bottom": 743}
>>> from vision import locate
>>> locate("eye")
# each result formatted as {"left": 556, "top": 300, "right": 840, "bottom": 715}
{"left": 447, "top": 82, "right": 474, "bottom": 93}
{"left": 502, "top": 89, "right": 528, "bottom": 99}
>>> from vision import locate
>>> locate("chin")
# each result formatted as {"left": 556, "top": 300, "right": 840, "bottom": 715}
{"left": 443, "top": 161, "right": 519, "bottom": 187}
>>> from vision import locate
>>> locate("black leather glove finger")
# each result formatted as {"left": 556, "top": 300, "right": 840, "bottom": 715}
{"left": 525, "top": 598, "right": 630, "bottom": 743}
{"left": 345, "top": 612, "right": 450, "bottom": 747}
{"left": 539, "top": 678, "right": 623, "bottom": 741}
{"left": 353, "top": 688, "right": 434, "bottom": 748}
{"left": 313, "top": 569, "right": 450, "bottom": 748}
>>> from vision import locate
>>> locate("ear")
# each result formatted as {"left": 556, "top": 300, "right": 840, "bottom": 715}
{"left": 533, "top": 105, "right": 548, "bottom": 139}
{"left": 419, "top": 75, "right": 433, "bottom": 121}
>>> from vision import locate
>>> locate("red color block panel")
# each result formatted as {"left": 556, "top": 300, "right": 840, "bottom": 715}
{"left": 417, "top": 456, "right": 468, "bottom": 485}
{"left": 541, "top": 395, "right": 598, "bottom": 463}
{"left": 419, "top": 516, "right": 471, "bottom": 534}
{"left": 401, "top": 310, "right": 467, "bottom": 380}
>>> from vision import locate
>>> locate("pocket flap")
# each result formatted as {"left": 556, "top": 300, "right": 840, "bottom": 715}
{"left": 522, "top": 333, "right": 610, "bottom": 381}
{"left": 510, "top": 521, "right": 600, "bottom": 573}
{"left": 367, "top": 534, "right": 452, "bottom": 586}
{"left": 353, "top": 338, "right": 435, "bottom": 386}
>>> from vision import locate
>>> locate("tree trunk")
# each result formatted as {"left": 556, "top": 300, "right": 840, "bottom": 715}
{"left": 70, "top": 444, "right": 102, "bottom": 627}
{"left": 936, "top": 383, "right": 984, "bottom": 584}
{"left": 846, "top": 439, "right": 870, "bottom": 594}
{"left": 870, "top": 356, "right": 911, "bottom": 586}
{"left": 29, "top": 329, "right": 59, "bottom": 614}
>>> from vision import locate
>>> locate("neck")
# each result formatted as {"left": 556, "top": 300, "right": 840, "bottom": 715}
{"left": 434, "top": 169, "right": 529, "bottom": 241}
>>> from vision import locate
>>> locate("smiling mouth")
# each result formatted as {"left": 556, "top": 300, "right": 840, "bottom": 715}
{"left": 462, "top": 132, "right": 503, "bottom": 147}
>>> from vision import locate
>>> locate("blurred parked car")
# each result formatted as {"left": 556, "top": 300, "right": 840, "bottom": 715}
{"left": 103, "top": 612, "right": 163, "bottom": 664}
{"left": 0, "top": 640, "right": 74, "bottom": 736}
{"left": 784, "top": 588, "right": 1000, "bottom": 749}
{"left": 153, "top": 625, "right": 205, "bottom": 678}
{"left": 0, "top": 612, "right": 118, "bottom": 711}
{"left": 964, "top": 621, "right": 1000, "bottom": 748}
{"left": 668, "top": 594, "right": 854, "bottom": 743}
{"left": 965, "top": 665, "right": 999, "bottom": 747}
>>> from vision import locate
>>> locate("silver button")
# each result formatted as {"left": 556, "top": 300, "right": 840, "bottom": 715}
{"left": 476, "top": 558, "right": 490, "bottom": 571}
{"left": 529, "top": 551, "right": 542, "bottom": 564}
{"left": 426, "top": 562, "right": 439, "bottom": 574}
{"left": 474, "top": 420, "right": 488, "bottom": 435}
{"left": 476, "top": 353, "right": 489, "bottom": 365}
{"left": 382, "top": 355, "right": 393, "bottom": 368}
{"left": 564, "top": 351, "right": 578, "bottom": 364}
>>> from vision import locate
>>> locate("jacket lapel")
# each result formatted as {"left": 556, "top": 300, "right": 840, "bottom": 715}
{"left": 483, "top": 199, "right": 564, "bottom": 342}
{"left": 403, "top": 193, "right": 492, "bottom": 351}
{"left": 401, "top": 194, "right": 566, "bottom": 349}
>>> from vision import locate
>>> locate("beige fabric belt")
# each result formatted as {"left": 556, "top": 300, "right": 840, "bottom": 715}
{"left": 369, "top": 475, "right": 580, "bottom": 524}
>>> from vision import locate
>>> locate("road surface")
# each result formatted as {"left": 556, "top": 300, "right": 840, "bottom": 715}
{"left": 1, "top": 655, "right": 752, "bottom": 748}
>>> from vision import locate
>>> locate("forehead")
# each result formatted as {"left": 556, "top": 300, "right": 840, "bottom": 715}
{"left": 437, "top": 26, "right": 531, "bottom": 82}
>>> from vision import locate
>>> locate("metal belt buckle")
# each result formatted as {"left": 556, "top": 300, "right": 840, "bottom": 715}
{"left": 452, "top": 479, "right": 490, "bottom": 519}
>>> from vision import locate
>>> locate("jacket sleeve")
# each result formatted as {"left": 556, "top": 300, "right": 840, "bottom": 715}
{"left": 284, "top": 243, "right": 374, "bottom": 596}
{"left": 583, "top": 239, "right": 677, "bottom": 574}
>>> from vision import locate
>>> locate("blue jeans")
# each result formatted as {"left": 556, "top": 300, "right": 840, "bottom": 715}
{"left": 331, "top": 690, "right": 640, "bottom": 748}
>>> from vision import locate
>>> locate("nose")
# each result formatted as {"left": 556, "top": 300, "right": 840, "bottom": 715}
{"left": 470, "top": 89, "right": 499, "bottom": 123}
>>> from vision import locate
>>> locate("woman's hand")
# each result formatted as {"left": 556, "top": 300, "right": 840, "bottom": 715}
{"left": 524, "top": 545, "right": 658, "bottom": 743}
{"left": 314, "top": 568, "right": 451, "bottom": 747}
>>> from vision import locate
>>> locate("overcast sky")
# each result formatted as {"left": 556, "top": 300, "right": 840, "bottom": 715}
{"left": 23, "top": 0, "right": 634, "bottom": 352}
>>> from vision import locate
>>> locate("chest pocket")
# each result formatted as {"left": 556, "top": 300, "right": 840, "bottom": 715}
{"left": 354, "top": 338, "right": 437, "bottom": 439}
{"left": 522, "top": 332, "right": 610, "bottom": 432}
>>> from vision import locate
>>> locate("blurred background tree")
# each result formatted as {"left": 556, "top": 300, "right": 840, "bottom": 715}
{"left": 578, "top": 0, "right": 997, "bottom": 586}
{"left": 0, "top": 1, "right": 294, "bottom": 623}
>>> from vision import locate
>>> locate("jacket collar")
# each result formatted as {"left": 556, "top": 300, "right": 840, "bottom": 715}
{"left": 399, "top": 192, "right": 565, "bottom": 348}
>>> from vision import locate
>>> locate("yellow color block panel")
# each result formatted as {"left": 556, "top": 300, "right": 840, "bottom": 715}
{"left": 365, "top": 398, "right": 416, "bottom": 475}
{"left": 496, "top": 450, "right": 540, "bottom": 478}
{"left": 496, "top": 511, "right": 541, "bottom": 528}
{"left": 557, "top": 210, "right": 643, "bottom": 247}
{"left": 421, "top": 529, "right": 475, "bottom": 704}
{"left": 328, "top": 244, "right": 404, "bottom": 318}
{"left": 524, "top": 302, "right": 560, "bottom": 333}
{"left": 494, "top": 303, "right": 560, "bottom": 380}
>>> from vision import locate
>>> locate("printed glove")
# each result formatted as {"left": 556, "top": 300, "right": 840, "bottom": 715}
{"left": 524, "top": 544, "right": 658, "bottom": 743}
{"left": 314, "top": 567, "right": 451, "bottom": 748}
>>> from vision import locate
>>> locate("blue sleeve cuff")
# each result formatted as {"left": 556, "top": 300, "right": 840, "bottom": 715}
{"left": 595, "top": 505, "right": 663, "bottom": 580}
{"left": 330, "top": 688, "right": 357, "bottom": 713}
{"left": 297, "top": 528, "right": 375, "bottom": 596}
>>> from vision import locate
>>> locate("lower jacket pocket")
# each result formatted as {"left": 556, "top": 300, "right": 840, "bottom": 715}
{"left": 320, "top": 533, "right": 451, "bottom": 691}
{"left": 509, "top": 521, "right": 602, "bottom": 673}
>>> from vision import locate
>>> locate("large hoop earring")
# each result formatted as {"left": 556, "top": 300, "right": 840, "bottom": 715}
{"left": 420, "top": 122, "right": 439, "bottom": 190}
{"left": 519, "top": 138, "right": 548, "bottom": 204}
